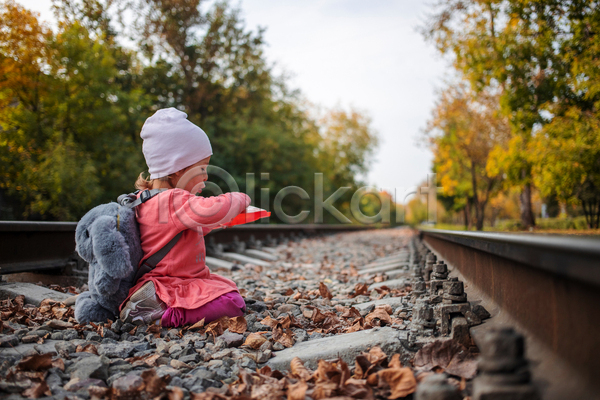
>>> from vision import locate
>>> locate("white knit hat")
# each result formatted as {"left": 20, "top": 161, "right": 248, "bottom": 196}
{"left": 141, "top": 108, "right": 213, "bottom": 179}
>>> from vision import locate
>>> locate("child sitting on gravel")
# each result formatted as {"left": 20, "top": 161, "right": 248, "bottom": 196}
{"left": 119, "top": 108, "right": 250, "bottom": 327}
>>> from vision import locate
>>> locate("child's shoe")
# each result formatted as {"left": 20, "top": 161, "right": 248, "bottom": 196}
{"left": 120, "top": 281, "right": 167, "bottom": 325}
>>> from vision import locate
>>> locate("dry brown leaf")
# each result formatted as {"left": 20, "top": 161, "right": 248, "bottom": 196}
{"left": 341, "top": 307, "right": 361, "bottom": 320}
{"left": 259, "top": 316, "right": 279, "bottom": 328}
{"left": 279, "top": 315, "right": 292, "bottom": 329}
{"left": 284, "top": 288, "right": 295, "bottom": 296}
{"left": 278, "top": 329, "right": 295, "bottom": 348}
{"left": 21, "top": 381, "right": 51, "bottom": 398}
{"left": 243, "top": 333, "right": 267, "bottom": 349}
{"left": 52, "top": 358, "right": 65, "bottom": 372}
{"left": 191, "top": 392, "right": 228, "bottom": 400}
{"left": 321, "top": 313, "right": 342, "bottom": 332}
{"left": 287, "top": 380, "right": 308, "bottom": 400}
{"left": 76, "top": 343, "right": 99, "bottom": 355}
{"left": 168, "top": 386, "right": 185, "bottom": 400}
{"left": 366, "top": 347, "right": 388, "bottom": 365}
{"left": 189, "top": 318, "right": 206, "bottom": 331}
{"left": 312, "top": 381, "right": 339, "bottom": 400}
{"left": 290, "top": 357, "right": 312, "bottom": 381}
{"left": 342, "top": 378, "right": 373, "bottom": 400}
{"left": 375, "top": 304, "right": 393, "bottom": 315}
{"left": 142, "top": 368, "right": 170, "bottom": 396}
{"left": 147, "top": 324, "right": 162, "bottom": 338}
{"left": 14, "top": 295, "right": 25, "bottom": 309}
{"left": 311, "top": 308, "right": 327, "bottom": 324}
{"left": 88, "top": 385, "right": 110, "bottom": 400}
{"left": 349, "top": 283, "right": 369, "bottom": 298}
{"left": 373, "top": 367, "right": 416, "bottom": 399}
{"left": 319, "top": 282, "right": 333, "bottom": 300}
{"left": 16, "top": 353, "right": 53, "bottom": 371}
{"left": 228, "top": 316, "right": 247, "bottom": 334}
{"left": 205, "top": 316, "right": 229, "bottom": 338}
{"left": 413, "top": 339, "right": 477, "bottom": 379}
{"left": 388, "top": 354, "right": 402, "bottom": 369}
{"left": 145, "top": 353, "right": 162, "bottom": 367}
{"left": 365, "top": 309, "right": 392, "bottom": 326}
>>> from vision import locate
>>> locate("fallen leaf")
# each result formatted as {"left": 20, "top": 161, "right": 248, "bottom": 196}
{"left": 142, "top": 368, "right": 170, "bottom": 396}
{"left": 76, "top": 343, "right": 99, "bottom": 355}
{"left": 311, "top": 308, "right": 327, "bottom": 324}
{"left": 168, "top": 386, "right": 185, "bottom": 400}
{"left": 16, "top": 354, "right": 53, "bottom": 371}
{"left": 290, "top": 357, "right": 312, "bottom": 381}
{"left": 341, "top": 307, "right": 361, "bottom": 320}
{"left": 366, "top": 346, "right": 388, "bottom": 365}
{"left": 388, "top": 354, "right": 402, "bottom": 369}
{"left": 88, "top": 385, "right": 110, "bottom": 400}
{"left": 413, "top": 339, "right": 477, "bottom": 379}
{"left": 287, "top": 380, "right": 308, "bottom": 400}
{"left": 319, "top": 282, "right": 333, "bottom": 300}
{"left": 312, "top": 381, "right": 338, "bottom": 399}
{"left": 147, "top": 324, "right": 162, "bottom": 338}
{"left": 21, "top": 381, "right": 51, "bottom": 398}
{"left": 189, "top": 318, "right": 206, "bottom": 331}
{"left": 365, "top": 309, "right": 392, "bottom": 326}
{"left": 349, "top": 283, "right": 369, "bottom": 298}
{"left": 228, "top": 316, "right": 247, "bottom": 334}
{"left": 277, "top": 329, "right": 295, "bottom": 348}
{"left": 259, "top": 316, "right": 279, "bottom": 328}
{"left": 52, "top": 358, "right": 65, "bottom": 371}
{"left": 345, "top": 318, "right": 364, "bottom": 333}
{"left": 243, "top": 333, "right": 267, "bottom": 349}
{"left": 205, "top": 316, "right": 229, "bottom": 338}
{"left": 375, "top": 304, "right": 393, "bottom": 315}
{"left": 191, "top": 392, "right": 228, "bottom": 400}
{"left": 372, "top": 367, "right": 417, "bottom": 399}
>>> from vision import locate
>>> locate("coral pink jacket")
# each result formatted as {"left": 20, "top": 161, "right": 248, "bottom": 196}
{"left": 121, "top": 188, "right": 250, "bottom": 310}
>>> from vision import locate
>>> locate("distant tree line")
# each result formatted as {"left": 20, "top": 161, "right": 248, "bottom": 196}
{"left": 0, "top": 0, "right": 379, "bottom": 222}
{"left": 422, "top": 0, "right": 600, "bottom": 229}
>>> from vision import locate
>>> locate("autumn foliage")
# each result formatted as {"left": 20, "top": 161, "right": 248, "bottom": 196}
{"left": 422, "top": 0, "right": 600, "bottom": 229}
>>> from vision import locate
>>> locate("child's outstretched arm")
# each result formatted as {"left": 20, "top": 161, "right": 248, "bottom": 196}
{"left": 169, "top": 189, "right": 251, "bottom": 231}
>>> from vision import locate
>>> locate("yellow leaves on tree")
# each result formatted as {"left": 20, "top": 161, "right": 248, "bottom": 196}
{"left": 0, "top": 1, "right": 51, "bottom": 110}
{"left": 424, "top": 83, "right": 510, "bottom": 230}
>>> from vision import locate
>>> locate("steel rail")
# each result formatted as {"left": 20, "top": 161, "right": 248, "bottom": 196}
{"left": 420, "top": 228, "right": 600, "bottom": 399}
{"left": 0, "top": 221, "right": 372, "bottom": 274}
{"left": 420, "top": 228, "right": 600, "bottom": 286}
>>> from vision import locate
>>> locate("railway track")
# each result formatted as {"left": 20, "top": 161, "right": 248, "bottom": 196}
{"left": 0, "top": 226, "right": 598, "bottom": 399}
{"left": 0, "top": 221, "right": 370, "bottom": 275}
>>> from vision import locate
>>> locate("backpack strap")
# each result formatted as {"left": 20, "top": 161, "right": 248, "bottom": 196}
{"left": 118, "top": 189, "right": 166, "bottom": 209}
{"left": 132, "top": 231, "right": 183, "bottom": 284}
{"left": 116, "top": 189, "right": 183, "bottom": 284}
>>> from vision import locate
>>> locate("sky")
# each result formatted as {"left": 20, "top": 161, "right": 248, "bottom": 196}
{"left": 19, "top": 0, "right": 447, "bottom": 202}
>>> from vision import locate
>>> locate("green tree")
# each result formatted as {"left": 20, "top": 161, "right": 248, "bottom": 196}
{"left": 532, "top": 109, "right": 600, "bottom": 228}
{"left": 0, "top": 1, "right": 149, "bottom": 219}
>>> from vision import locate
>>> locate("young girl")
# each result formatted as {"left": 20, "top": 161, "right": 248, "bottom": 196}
{"left": 119, "top": 107, "right": 250, "bottom": 327}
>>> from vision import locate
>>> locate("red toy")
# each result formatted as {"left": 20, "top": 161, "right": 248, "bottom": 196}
{"left": 220, "top": 206, "right": 270, "bottom": 228}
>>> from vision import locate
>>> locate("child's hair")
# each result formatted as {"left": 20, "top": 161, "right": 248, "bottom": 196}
{"left": 135, "top": 172, "right": 171, "bottom": 190}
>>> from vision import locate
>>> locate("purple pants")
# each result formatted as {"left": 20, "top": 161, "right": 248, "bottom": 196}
{"left": 160, "top": 291, "right": 246, "bottom": 328}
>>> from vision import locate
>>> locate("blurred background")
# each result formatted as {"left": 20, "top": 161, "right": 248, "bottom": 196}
{"left": 1, "top": 0, "right": 598, "bottom": 232}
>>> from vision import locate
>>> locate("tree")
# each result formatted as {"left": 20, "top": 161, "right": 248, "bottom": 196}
{"left": 425, "top": 83, "right": 510, "bottom": 230}
{"left": 0, "top": 1, "right": 148, "bottom": 219}
{"left": 1, "top": 0, "right": 379, "bottom": 222}
{"left": 530, "top": 1, "right": 600, "bottom": 229}
{"left": 422, "top": 0, "right": 568, "bottom": 228}
{"left": 532, "top": 109, "right": 600, "bottom": 229}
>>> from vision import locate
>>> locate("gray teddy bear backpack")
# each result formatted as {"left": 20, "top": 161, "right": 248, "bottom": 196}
{"left": 74, "top": 189, "right": 182, "bottom": 324}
